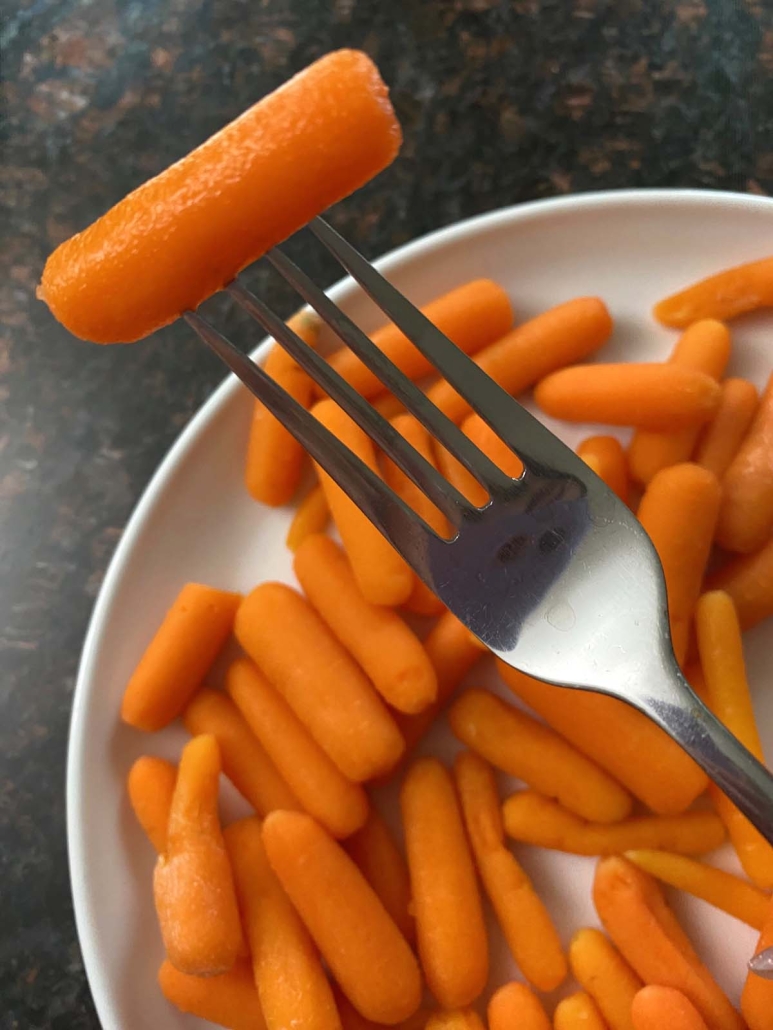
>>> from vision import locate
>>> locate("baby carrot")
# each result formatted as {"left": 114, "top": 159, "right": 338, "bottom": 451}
{"left": 294, "top": 534, "right": 437, "bottom": 714}
{"left": 637, "top": 463, "right": 721, "bottom": 662}
{"left": 328, "top": 278, "right": 513, "bottom": 398}
{"left": 569, "top": 928, "right": 642, "bottom": 1030}
{"left": 553, "top": 992, "right": 609, "bottom": 1030}
{"left": 435, "top": 411, "right": 524, "bottom": 506}
{"left": 312, "top": 398, "right": 414, "bottom": 606}
{"left": 742, "top": 900, "right": 773, "bottom": 1030}
{"left": 345, "top": 808, "right": 414, "bottom": 942}
{"left": 502, "top": 791, "right": 726, "bottom": 856}
{"left": 235, "top": 582, "right": 404, "bottom": 781}
{"left": 632, "top": 987, "right": 710, "bottom": 1030}
{"left": 286, "top": 485, "right": 330, "bottom": 552}
{"left": 488, "top": 982, "right": 551, "bottom": 1030}
{"left": 158, "top": 958, "right": 267, "bottom": 1030}
{"left": 716, "top": 372, "right": 773, "bottom": 553}
{"left": 427, "top": 297, "right": 613, "bottom": 423}
{"left": 577, "top": 434, "right": 629, "bottom": 503}
{"left": 262, "top": 810, "right": 422, "bottom": 1025}
{"left": 40, "top": 50, "right": 401, "bottom": 343}
{"left": 334, "top": 988, "right": 432, "bottom": 1030}
{"left": 449, "top": 689, "right": 632, "bottom": 823}
{"left": 373, "top": 393, "right": 407, "bottom": 420}
{"left": 426, "top": 1011, "right": 486, "bottom": 1030}
{"left": 624, "top": 849, "right": 770, "bottom": 929}
{"left": 498, "top": 662, "right": 708, "bottom": 814}
{"left": 121, "top": 582, "right": 241, "bottom": 732}
{"left": 226, "top": 658, "right": 368, "bottom": 838}
{"left": 224, "top": 817, "right": 341, "bottom": 1030}
{"left": 654, "top": 254, "right": 773, "bottom": 327}
{"left": 127, "top": 756, "right": 176, "bottom": 853}
{"left": 707, "top": 536, "right": 773, "bottom": 631}
{"left": 153, "top": 735, "right": 242, "bottom": 976}
{"left": 593, "top": 856, "right": 744, "bottom": 1030}
{"left": 695, "top": 378, "right": 759, "bottom": 479}
{"left": 400, "top": 757, "right": 488, "bottom": 1008}
{"left": 454, "top": 751, "right": 567, "bottom": 991}
{"left": 627, "top": 320, "right": 731, "bottom": 485}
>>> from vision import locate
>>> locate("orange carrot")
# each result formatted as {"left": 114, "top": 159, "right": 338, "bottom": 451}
{"left": 153, "top": 735, "right": 242, "bottom": 976}
{"left": 372, "top": 393, "right": 407, "bottom": 420}
{"left": 577, "top": 434, "right": 629, "bottom": 503}
{"left": 39, "top": 51, "right": 401, "bottom": 343}
{"left": 553, "top": 992, "right": 609, "bottom": 1030}
{"left": 426, "top": 1011, "right": 486, "bottom": 1030}
{"left": 226, "top": 658, "right": 368, "bottom": 838}
{"left": 434, "top": 411, "right": 525, "bottom": 507}
{"left": 312, "top": 398, "right": 414, "bottom": 606}
{"left": 502, "top": 791, "right": 725, "bottom": 856}
{"left": 695, "top": 378, "right": 759, "bottom": 479}
{"left": 716, "top": 372, "right": 773, "bottom": 553}
{"left": 158, "top": 958, "right": 267, "bottom": 1029}
{"left": 127, "top": 756, "right": 176, "bottom": 853}
{"left": 427, "top": 297, "right": 613, "bottom": 423}
{"left": 262, "top": 810, "right": 422, "bottom": 1025}
{"left": 400, "top": 757, "right": 488, "bottom": 1008}
{"left": 487, "top": 982, "right": 551, "bottom": 1030}
{"left": 632, "top": 986, "right": 710, "bottom": 1030}
{"left": 333, "top": 988, "right": 432, "bottom": 1030}
{"left": 536, "top": 364, "right": 721, "bottom": 431}
{"left": 454, "top": 751, "right": 567, "bottom": 991}
{"left": 636, "top": 463, "right": 721, "bottom": 662}
{"left": 235, "top": 582, "right": 404, "bottom": 781}
{"left": 224, "top": 817, "right": 341, "bottom": 1030}
{"left": 569, "top": 928, "right": 642, "bottom": 1030}
{"left": 121, "top": 582, "right": 241, "bottom": 731}
{"left": 627, "top": 321, "right": 731, "bottom": 485}
{"left": 498, "top": 662, "right": 708, "bottom": 815}
{"left": 286, "top": 485, "right": 330, "bottom": 552}
{"left": 654, "top": 255, "right": 773, "bottom": 327}
{"left": 328, "top": 279, "right": 513, "bottom": 398}
{"left": 450, "top": 689, "right": 631, "bottom": 823}
{"left": 707, "top": 536, "right": 773, "bottom": 631}
{"left": 294, "top": 534, "right": 437, "bottom": 714}
{"left": 742, "top": 899, "right": 773, "bottom": 1030}
{"left": 593, "top": 856, "right": 744, "bottom": 1030}
{"left": 345, "top": 808, "right": 414, "bottom": 942}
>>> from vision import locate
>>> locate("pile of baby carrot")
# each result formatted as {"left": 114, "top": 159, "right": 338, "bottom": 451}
{"left": 123, "top": 254, "right": 773, "bottom": 1030}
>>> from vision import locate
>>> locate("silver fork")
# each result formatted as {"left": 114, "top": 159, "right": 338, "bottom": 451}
{"left": 186, "top": 216, "right": 773, "bottom": 855}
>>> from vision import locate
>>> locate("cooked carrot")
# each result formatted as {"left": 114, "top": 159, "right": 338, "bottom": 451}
{"left": 435, "top": 410, "right": 525, "bottom": 506}
{"left": 294, "top": 534, "right": 437, "bottom": 714}
{"left": 454, "top": 751, "right": 567, "bottom": 991}
{"left": 502, "top": 791, "right": 726, "bottom": 856}
{"left": 707, "top": 536, "right": 773, "bottom": 631}
{"left": 235, "top": 582, "right": 404, "bottom": 781}
{"left": 226, "top": 658, "right": 368, "bottom": 838}
{"left": 427, "top": 297, "right": 613, "bottom": 423}
{"left": 577, "top": 434, "right": 629, "bottom": 503}
{"left": 312, "top": 398, "right": 414, "bottom": 606}
{"left": 553, "top": 991, "right": 609, "bottom": 1030}
{"left": 334, "top": 988, "right": 432, "bottom": 1030}
{"left": 345, "top": 808, "right": 414, "bottom": 942}
{"left": 632, "top": 986, "right": 710, "bottom": 1030}
{"left": 153, "top": 735, "right": 242, "bottom": 975}
{"left": 224, "top": 817, "right": 340, "bottom": 1030}
{"left": 627, "top": 321, "right": 731, "bottom": 485}
{"left": 593, "top": 856, "right": 744, "bottom": 1030}
{"left": 158, "top": 958, "right": 267, "bottom": 1030}
{"left": 121, "top": 582, "right": 241, "bottom": 731}
{"left": 262, "top": 810, "right": 422, "bottom": 1024}
{"left": 637, "top": 463, "right": 721, "bottom": 663}
{"left": 488, "top": 982, "right": 551, "bottom": 1030}
{"left": 716, "top": 372, "right": 773, "bottom": 553}
{"left": 624, "top": 849, "right": 770, "bottom": 929}
{"left": 39, "top": 51, "right": 401, "bottom": 343}
{"left": 498, "top": 662, "right": 708, "bottom": 814}
{"left": 742, "top": 899, "right": 773, "bottom": 1030}
{"left": 654, "top": 255, "right": 773, "bottom": 327}
{"left": 695, "top": 590, "right": 773, "bottom": 888}
{"left": 372, "top": 393, "right": 407, "bottom": 420}
{"left": 450, "top": 689, "right": 631, "bottom": 823}
{"left": 400, "top": 757, "right": 488, "bottom": 1008}
{"left": 127, "top": 756, "right": 176, "bottom": 853}
{"left": 328, "top": 279, "right": 513, "bottom": 398}
{"left": 569, "top": 928, "right": 642, "bottom": 1030}
{"left": 426, "top": 1011, "right": 486, "bottom": 1030}
{"left": 695, "top": 378, "right": 759, "bottom": 479}
{"left": 286, "top": 485, "right": 330, "bottom": 552}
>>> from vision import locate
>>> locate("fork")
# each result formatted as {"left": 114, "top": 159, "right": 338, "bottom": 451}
{"left": 186, "top": 216, "right": 773, "bottom": 858}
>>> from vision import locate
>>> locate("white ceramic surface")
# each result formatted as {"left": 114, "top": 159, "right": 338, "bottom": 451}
{"left": 68, "top": 190, "right": 773, "bottom": 1029}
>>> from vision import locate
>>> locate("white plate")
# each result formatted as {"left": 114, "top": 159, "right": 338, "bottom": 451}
{"left": 68, "top": 189, "right": 773, "bottom": 1029}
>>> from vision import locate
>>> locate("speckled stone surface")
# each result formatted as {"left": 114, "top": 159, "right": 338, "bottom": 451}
{"left": 2, "top": 0, "right": 773, "bottom": 1024}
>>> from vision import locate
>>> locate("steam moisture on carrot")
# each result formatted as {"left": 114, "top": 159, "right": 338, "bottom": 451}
{"left": 742, "top": 899, "right": 773, "bottom": 1030}
{"left": 121, "top": 582, "right": 241, "bottom": 732}
{"left": 707, "top": 536, "right": 773, "bottom": 631}
{"left": 577, "top": 434, "right": 629, "bottom": 503}
{"left": 158, "top": 958, "right": 267, "bottom": 1030}
{"left": 234, "top": 582, "right": 404, "bottom": 781}
{"left": 127, "top": 756, "right": 176, "bottom": 853}
{"left": 487, "top": 982, "right": 551, "bottom": 1030}
{"left": 262, "top": 810, "right": 422, "bottom": 1024}
{"left": 632, "top": 986, "right": 710, "bottom": 1030}
{"left": 654, "top": 254, "right": 773, "bottom": 327}
{"left": 39, "top": 50, "right": 401, "bottom": 343}
{"left": 344, "top": 808, "right": 414, "bottom": 942}
{"left": 569, "top": 928, "right": 642, "bottom": 1030}
{"left": 553, "top": 992, "right": 609, "bottom": 1030}
{"left": 694, "top": 378, "right": 759, "bottom": 479}
{"left": 153, "top": 735, "right": 242, "bottom": 976}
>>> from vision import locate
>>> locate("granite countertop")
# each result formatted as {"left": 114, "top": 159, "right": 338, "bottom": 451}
{"left": 2, "top": 0, "right": 773, "bottom": 1024}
